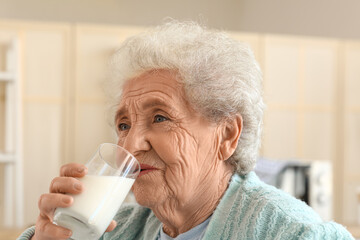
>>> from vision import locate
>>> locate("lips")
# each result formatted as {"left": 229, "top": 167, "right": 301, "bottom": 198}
{"left": 139, "top": 164, "right": 158, "bottom": 177}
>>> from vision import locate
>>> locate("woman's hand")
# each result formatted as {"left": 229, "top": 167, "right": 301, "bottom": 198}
{"left": 31, "top": 163, "right": 117, "bottom": 240}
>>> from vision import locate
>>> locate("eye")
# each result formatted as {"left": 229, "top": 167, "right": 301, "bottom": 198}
{"left": 153, "top": 115, "right": 168, "bottom": 123}
{"left": 118, "top": 123, "right": 130, "bottom": 131}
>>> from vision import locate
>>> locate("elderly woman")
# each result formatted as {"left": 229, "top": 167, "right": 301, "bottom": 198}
{"left": 19, "top": 21, "right": 353, "bottom": 240}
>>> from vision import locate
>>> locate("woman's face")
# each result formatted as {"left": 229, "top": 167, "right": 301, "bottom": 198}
{"left": 115, "top": 70, "right": 226, "bottom": 209}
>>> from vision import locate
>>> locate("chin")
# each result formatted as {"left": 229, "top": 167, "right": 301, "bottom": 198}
{"left": 133, "top": 190, "right": 160, "bottom": 208}
{"left": 132, "top": 181, "right": 163, "bottom": 208}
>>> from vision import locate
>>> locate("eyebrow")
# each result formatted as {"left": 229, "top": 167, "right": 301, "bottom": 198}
{"left": 141, "top": 98, "right": 170, "bottom": 110}
{"left": 114, "top": 98, "right": 172, "bottom": 122}
{"left": 114, "top": 108, "right": 127, "bottom": 123}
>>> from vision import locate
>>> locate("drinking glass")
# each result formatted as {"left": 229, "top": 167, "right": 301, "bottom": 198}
{"left": 53, "top": 143, "right": 140, "bottom": 240}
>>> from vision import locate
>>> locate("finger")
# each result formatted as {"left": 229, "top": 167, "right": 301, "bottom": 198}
{"left": 60, "top": 163, "right": 88, "bottom": 177}
{"left": 105, "top": 220, "right": 117, "bottom": 232}
{"left": 50, "top": 177, "right": 84, "bottom": 194}
{"left": 38, "top": 193, "right": 73, "bottom": 218}
{"left": 36, "top": 218, "right": 72, "bottom": 240}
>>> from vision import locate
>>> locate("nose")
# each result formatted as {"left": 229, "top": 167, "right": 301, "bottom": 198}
{"left": 119, "top": 124, "right": 151, "bottom": 156}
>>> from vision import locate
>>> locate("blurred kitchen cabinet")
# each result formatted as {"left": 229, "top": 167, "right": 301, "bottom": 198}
{"left": 71, "top": 24, "right": 145, "bottom": 165}
{"left": 22, "top": 24, "right": 71, "bottom": 227}
{"left": 343, "top": 41, "right": 360, "bottom": 224}
{"left": 0, "top": 20, "right": 71, "bottom": 227}
{"left": 261, "top": 35, "right": 341, "bottom": 220}
{"left": 0, "top": 35, "right": 22, "bottom": 228}
{"left": 262, "top": 36, "right": 339, "bottom": 160}
{"left": 0, "top": 28, "right": 20, "bottom": 228}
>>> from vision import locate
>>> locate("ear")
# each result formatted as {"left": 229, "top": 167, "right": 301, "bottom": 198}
{"left": 218, "top": 115, "right": 243, "bottom": 161}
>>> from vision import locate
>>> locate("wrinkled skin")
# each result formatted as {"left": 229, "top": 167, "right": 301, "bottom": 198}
{"left": 115, "top": 70, "right": 242, "bottom": 237}
{"left": 32, "top": 69, "right": 242, "bottom": 239}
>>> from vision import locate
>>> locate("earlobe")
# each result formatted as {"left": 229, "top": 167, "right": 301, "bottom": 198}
{"left": 218, "top": 115, "right": 243, "bottom": 161}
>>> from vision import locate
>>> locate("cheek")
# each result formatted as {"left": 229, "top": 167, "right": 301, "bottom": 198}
{"left": 117, "top": 137, "right": 125, "bottom": 147}
{"left": 151, "top": 128, "right": 198, "bottom": 166}
{"left": 150, "top": 128, "right": 206, "bottom": 196}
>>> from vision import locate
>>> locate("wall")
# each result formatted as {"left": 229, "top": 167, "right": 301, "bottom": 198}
{"left": 0, "top": 19, "right": 359, "bottom": 229}
{"left": 0, "top": 40, "right": 7, "bottom": 228}
{"left": 0, "top": 20, "right": 71, "bottom": 227}
{"left": 0, "top": 0, "right": 360, "bottom": 39}
{"left": 0, "top": 44, "right": 6, "bottom": 148}
{"left": 343, "top": 42, "right": 360, "bottom": 224}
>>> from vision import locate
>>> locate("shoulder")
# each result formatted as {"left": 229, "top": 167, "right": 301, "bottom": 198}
{"left": 232, "top": 172, "right": 322, "bottom": 223}
{"left": 102, "top": 203, "right": 161, "bottom": 240}
{"left": 295, "top": 221, "right": 355, "bottom": 240}
{"left": 210, "top": 172, "right": 354, "bottom": 239}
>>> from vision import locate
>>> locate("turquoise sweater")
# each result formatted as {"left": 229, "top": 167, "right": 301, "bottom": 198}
{"left": 18, "top": 172, "right": 354, "bottom": 240}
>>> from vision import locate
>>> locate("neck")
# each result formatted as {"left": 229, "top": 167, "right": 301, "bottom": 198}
{"left": 152, "top": 165, "right": 234, "bottom": 238}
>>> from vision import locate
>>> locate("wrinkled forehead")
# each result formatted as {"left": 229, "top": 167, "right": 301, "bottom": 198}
{"left": 116, "top": 70, "right": 194, "bottom": 116}
{"left": 120, "top": 70, "right": 184, "bottom": 100}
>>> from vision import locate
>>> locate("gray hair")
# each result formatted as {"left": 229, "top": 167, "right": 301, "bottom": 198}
{"left": 107, "top": 20, "right": 265, "bottom": 175}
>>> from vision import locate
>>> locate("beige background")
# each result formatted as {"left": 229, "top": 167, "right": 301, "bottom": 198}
{"left": 0, "top": 0, "right": 360, "bottom": 39}
{"left": 0, "top": 0, "right": 360, "bottom": 235}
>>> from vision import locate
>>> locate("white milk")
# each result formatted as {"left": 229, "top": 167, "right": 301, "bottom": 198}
{"left": 54, "top": 175, "right": 135, "bottom": 240}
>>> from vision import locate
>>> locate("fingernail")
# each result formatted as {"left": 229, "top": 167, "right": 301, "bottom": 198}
{"left": 77, "top": 167, "right": 85, "bottom": 173}
{"left": 62, "top": 196, "right": 72, "bottom": 204}
{"left": 64, "top": 229, "right": 72, "bottom": 237}
{"left": 74, "top": 182, "right": 82, "bottom": 191}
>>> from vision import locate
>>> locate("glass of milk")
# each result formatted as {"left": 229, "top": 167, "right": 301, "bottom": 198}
{"left": 53, "top": 143, "right": 140, "bottom": 240}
